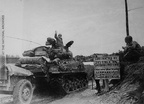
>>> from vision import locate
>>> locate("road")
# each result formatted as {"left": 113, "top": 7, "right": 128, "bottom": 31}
{"left": 0, "top": 81, "right": 103, "bottom": 104}
{"left": 0, "top": 81, "right": 137, "bottom": 104}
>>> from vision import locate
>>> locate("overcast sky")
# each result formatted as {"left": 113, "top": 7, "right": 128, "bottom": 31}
{"left": 1, "top": 0, "right": 144, "bottom": 56}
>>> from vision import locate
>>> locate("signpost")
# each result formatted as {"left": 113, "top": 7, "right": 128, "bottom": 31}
{"left": 94, "top": 55, "right": 120, "bottom": 92}
{"left": 94, "top": 55, "right": 120, "bottom": 79}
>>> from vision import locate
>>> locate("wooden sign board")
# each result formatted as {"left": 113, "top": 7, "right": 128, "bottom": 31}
{"left": 94, "top": 55, "right": 120, "bottom": 79}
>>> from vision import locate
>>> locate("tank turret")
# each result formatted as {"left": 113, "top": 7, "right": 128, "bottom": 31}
{"left": 22, "top": 37, "right": 73, "bottom": 60}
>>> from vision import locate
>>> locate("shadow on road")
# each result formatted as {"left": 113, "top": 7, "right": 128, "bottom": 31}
{"left": 2, "top": 84, "right": 66, "bottom": 104}
{"left": 30, "top": 84, "right": 67, "bottom": 104}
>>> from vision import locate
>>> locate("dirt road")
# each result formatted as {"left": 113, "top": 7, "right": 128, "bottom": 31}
{"left": 1, "top": 81, "right": 139, "bottom": 104}
{"left": 0, "top": 81, "right": 103, "bottom": 104}
{"left": 30, "top": 88, "right": 99, "bottom": 104}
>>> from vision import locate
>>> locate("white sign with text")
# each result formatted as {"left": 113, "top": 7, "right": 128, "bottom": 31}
{"left": 94, "top": 55, "right": 120, "bottom": 79}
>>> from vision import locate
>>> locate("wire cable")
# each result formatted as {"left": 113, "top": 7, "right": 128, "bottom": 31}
{"left": 5, "top": 35, "right": 42, "bottom": 45}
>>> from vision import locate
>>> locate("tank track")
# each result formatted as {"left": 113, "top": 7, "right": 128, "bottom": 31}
{"left": 50, "top": 73, "right": 88, "bottom": 94}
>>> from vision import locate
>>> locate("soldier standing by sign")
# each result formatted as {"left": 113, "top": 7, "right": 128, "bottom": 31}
{"left": 95, "top": 79, "right": 101, "bottom": 93}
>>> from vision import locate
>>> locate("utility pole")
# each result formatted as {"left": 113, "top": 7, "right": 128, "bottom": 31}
{"left": 125, "top": 0, "right": 129, "bottom": 36}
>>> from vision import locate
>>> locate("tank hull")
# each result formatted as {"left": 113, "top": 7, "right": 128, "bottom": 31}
{"left": 16, "top": 56, "right": 88, "bottom": 94}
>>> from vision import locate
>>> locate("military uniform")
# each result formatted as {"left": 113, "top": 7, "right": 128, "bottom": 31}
{"left": 54, "top": 33, "right": 64, "bottom": 48}
{"left": 46, "top": 36, "right": 73, "bottom": 60}
{"left": 123, "top": 36, "right": 141, "bottom": 62}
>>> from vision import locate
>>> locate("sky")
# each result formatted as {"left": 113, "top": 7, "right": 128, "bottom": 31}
{"left": 1, "top": 0, "right": 144, "bottom": 57}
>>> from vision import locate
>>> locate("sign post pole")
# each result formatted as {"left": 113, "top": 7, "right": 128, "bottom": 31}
{"left": 103, "top": 79, "right": 109, "bottom": 92}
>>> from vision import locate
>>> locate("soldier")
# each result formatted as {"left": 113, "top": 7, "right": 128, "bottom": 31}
{"left": 46, "top": 33, "right": 73, "bottom": 60}
{"left": 54, "top": 31, "right": 64, "bottom": 48}
{"left": 54, "top": 31, "right": 74, "bottom": 59}
{"left": 55, "top": 41, "right": 74, "bottom": 59}
{"left": 122, "top": 35, "right": 141, "bottom": 62}
{"left": 95, "top": 79, "right": 101, "bottom": 94}
{"left": 46, "top": 37, "right": 57, "bottom": 48}
{"left": 122, "top": 36, "right": 144, "bottom": 102}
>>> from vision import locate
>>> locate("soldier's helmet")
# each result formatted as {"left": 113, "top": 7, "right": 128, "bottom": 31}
{"left": 125, "top": 36, "right": 133, "bottom": 44}
{"left": 58, "top": 34, "right": 62, "bottom": 38}
{"left": 46, "top": 37, "right": 56, "bottom": 45}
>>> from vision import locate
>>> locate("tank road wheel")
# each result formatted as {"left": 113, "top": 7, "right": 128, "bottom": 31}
{"left": 80, "top": 81, "right": 83, "bottom": 88}
{"left": 75, "top": 79, "right": 80, "bottom": 89}
{"left": 82, "top": 79, "right": 87, "bottom": 87}
{"left": 84, "top": 79, "right": 88, "bottom": 87}
{"left": 78, "top": 80, "right": 82, "bottom": 88}
{"left": 63, "top": 82, "right": 70, "bottom": 93}
{"left": 73, "top": 81, "right": 77, "bottom": 90}
{"left": 13, "top": 79, "right": 33, "bottom": 104}
{"left": 69, "top": 81, "right": 74, "bottom": 91}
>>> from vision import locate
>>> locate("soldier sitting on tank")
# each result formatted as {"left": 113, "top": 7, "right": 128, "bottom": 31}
{"left": 54, "top": 31, "right": 74, "bottom": 59}
{"left": 46, "top": 37, "right": 61, "bottom": 60}
{"left": 46, "top": 37, "right": 57, "bottom": 48}
{"left": 46, "top": 36, "right": 73, "bottom": 60}
{"left": 122, "top": 35, "right": 141, "bottom": 62}
{"left": 54, "top": 31, "right": 64, "bottom": 48}
{"left": 53, "top": 40, "right": 74, "bottom": 60}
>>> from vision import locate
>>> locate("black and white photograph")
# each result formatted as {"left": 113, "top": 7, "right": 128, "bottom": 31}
{"left": 0, "top": 0, "right": 144, "bottom": 104}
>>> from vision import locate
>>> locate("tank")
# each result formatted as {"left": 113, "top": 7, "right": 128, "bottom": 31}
{"left": 15, "top": 37, "right": 88, "bottom": 93}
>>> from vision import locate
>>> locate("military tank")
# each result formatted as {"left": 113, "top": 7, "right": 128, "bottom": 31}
{"left": 15, "top": 37, "right": 88, "bottom": 94}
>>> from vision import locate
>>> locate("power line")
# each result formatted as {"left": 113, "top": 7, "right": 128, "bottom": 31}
{"left": 5, "top": 35, "right": 42, "bottom": 45}
{"left": 128, "top": 6, "right": 144, "bottom": 12}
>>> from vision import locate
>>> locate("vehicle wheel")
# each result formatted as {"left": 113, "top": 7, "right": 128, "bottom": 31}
{"left": 13, "top": 79, "right": 33, "bottom": 104}
{"left": 63, "top": 82, "right": 70, "bottom": 92}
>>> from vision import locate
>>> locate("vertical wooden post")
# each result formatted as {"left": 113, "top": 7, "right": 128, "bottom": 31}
{"left": 92, "top": 78, "right": 93, "bottom": 89}
{"left": 103, "top": 79, "right": 109, "bottom": 92}
{"left": 125, "top": 0, "right": 129, "bottom": 36}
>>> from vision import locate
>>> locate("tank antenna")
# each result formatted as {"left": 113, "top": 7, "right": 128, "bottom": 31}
{"left": 5, "top": 35, "right": 41, "bottom": 45}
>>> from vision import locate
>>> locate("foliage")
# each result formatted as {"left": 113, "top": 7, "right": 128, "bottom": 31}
{"left": 6, "top": 55, "right": 20, "bottom": 64}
